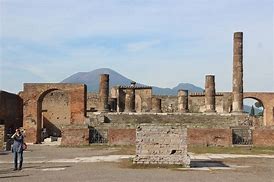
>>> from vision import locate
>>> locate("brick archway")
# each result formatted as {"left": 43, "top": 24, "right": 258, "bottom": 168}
{"left": 243, "top": 92, "right": 274, "bottom": 126}
{"left": 21, "top": 83, "right": 87, "bottom": 143}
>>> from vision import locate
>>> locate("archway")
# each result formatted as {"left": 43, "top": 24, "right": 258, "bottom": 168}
{"left": 243, "top": 97, "right": 265, "bottom": 127}
{"left": 37, "top": 89, "right": 71, "bottom": 143}
{"left": 243, "top": 97, "right": 264, "bottom": 116}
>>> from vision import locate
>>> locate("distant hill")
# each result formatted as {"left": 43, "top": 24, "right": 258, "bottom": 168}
{"left": 61, "top": 68, "right": 204, "bottom": 95}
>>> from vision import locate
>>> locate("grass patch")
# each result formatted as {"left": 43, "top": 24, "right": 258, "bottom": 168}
{"left": 188, "top": 146, "right": 274, "bottom": 155}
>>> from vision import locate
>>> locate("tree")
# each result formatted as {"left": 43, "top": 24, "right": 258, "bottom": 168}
{"left": 255, "top": 102, "right": 262, "bottom": 108}
{"left": 250, "top": 106, "right": 255, "bottom": 116}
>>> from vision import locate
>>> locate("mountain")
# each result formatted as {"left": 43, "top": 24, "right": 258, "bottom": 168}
{"left": 61, "top": 68, "right": 204, "bottom": 95}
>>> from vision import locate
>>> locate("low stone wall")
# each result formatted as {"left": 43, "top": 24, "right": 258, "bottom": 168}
{"left": 108, "top": 129, "right": 135, "bottom": 145}
{"left": 61, "top": 127, "right": 89, "bottom": 146}
{"left": 134, "top": 124, "right": 190, "bottom": 166}
{"left": 188, "top": 128, "right": 232, "bottom": 147}
{"left": 253, "top": 129, "right": 274, "bottom": 147}
{"left": 0, "top": 125, "right": 4, "bottom": 150}
{"left": 107, "top": 128, "right": 232, "bottom": 147}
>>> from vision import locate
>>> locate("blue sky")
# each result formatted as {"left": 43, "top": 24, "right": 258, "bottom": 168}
{"left": 0, "top": 0, "right": 273, "bottom": 93}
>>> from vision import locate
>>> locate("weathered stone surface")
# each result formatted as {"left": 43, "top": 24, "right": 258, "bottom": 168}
{"left": 232, "top": 32, "right": 244, "bottom": 113}
{"left": 61, "top": 126, "right": 89, "bottom": 146}
{"left": 253, "top": 129, "right": 274, "bottom": 147}
{"left": 0, "top": 90, "right": 23, "bottom": 133}
{"left": 134, "top": 124, "right": 190, "bottom": 166}
{"left": 0, "top": 125, "right": 5, "bottom": 150}
{"left": 205, "top": 75, "right": 216, "bottom": 112}
{"left": 178, "top": 90, "right": 189, "bottom": 113}
{"left": 109, "top": 98, "right": 117, "bottom": 112}
{"left": 108, "top": 128, "right": 135, "bottom": 145}
{"left": 151, "top": 97, "right": 162, "bottom": 113}
{"left": 98, "top": 74, "right": 109, "bottom": 112}
{"left": 188, "top": 128, "right": 232, "bottom": 147}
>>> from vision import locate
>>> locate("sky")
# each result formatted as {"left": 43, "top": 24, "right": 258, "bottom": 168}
{"left": 0, "top": 0, "right": 273, "bottom": 93}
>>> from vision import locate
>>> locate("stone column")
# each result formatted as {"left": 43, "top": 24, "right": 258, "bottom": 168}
{"left": 98, "top": 74, "right": 109, "bottom": 112}
{"left": 178, "top": 90, "right": 189, "bottom": 113}
{"left": 232, "top": 32, "right": 244, "bottom": 113}
{"left": 205, "top": 75, "right": 216, "bottom": 112}
{"left": 151, "top": 97, "right": 162, "bottom": 113}
{"left": 124, "top": 88, "right": 135, "bottom": 112}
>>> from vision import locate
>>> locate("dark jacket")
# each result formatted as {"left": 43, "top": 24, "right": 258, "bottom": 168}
{"left": 12, "top": 134, "right": 24, "bottom": 153}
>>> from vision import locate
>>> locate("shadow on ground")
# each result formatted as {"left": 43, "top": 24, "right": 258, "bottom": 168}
{"left": 190, "top": 160, "right": 229, "bottom": 168}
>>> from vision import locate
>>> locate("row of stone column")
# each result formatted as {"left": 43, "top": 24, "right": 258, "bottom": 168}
{"left": 177, "top": 75, "right": 216, "bottom": 113}
{"left": 98, "top": 31, "right": 243, "bottom": 113}
{"left": 98, "top": 75, "right": 162, "bottom": 112}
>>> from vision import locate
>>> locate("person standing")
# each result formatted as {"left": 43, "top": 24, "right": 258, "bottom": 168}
{"left": 11, "top": 129, "right": 24, "bottom": 171}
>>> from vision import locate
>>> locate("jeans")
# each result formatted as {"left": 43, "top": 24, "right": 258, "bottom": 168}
{"left": 13, "top": 151, "right": 23, "bottom": 169}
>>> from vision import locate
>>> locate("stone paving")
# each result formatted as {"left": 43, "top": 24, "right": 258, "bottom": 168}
{"left": 1, "top": 145, "right": 274, "bottom": 182}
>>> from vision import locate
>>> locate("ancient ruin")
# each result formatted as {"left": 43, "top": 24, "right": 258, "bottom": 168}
{"left": 1, "top": 32, "right": 274, "bottom": 149}
{"left": 232, "top": 32, "right": 244, "bottom": 113}
{"left": 134, "top": 124, "right": 190, "bottom": 166}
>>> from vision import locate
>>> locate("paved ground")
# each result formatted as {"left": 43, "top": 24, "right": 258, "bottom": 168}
{"left": 0, "top": 145, "right": 274, "bottom": 182}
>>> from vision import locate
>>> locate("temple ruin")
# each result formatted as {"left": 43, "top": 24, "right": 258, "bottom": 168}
{"left": 1, "top": 32, "right": 274, "bottom": 148}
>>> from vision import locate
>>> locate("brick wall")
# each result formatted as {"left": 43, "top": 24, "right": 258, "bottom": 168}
{"left": 253, "top": 129, "right": 274, "bottom": 147}
{"left": 188, "top": 128, "right": 232, "bottom": 147}
{"left": 0, "top": 125, "right": 5, "bottom": 150}
{"left": 108, "top": 129, "right": 135, "bottom": 145}
{"left": 0, "top": 90, "right": 23, "bottom": 132}
{"left": 61, "top": 127, "right": 89, "bottom": 146}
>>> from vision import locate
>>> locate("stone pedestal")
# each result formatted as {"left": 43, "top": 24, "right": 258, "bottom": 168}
{"left": 134, "top": 124, "right": 190, "bottom": 166}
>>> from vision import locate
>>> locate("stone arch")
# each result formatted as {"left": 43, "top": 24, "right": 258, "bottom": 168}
{"left": 37, "top": 89, "right": 71, "bottom": 142}
{"left": 243, "top": 92, "right": 274, "bottom": 126}
{"left": 22, "top": 83, "right": 86, "bottom": 143}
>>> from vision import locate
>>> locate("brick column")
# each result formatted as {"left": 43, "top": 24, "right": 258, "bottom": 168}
{"left": 98, "top": 74, "right": 109, "bottom": 112}
{"left": 124, "top": 84, "right": 136, "bottom": 112}
{"left": 205, "top": 75, "right": 216, "bottom": 112}
{"left": 232, "top": 32, "right": 244, "bottom": 112}
{"left": 178, "top": 90, "right": 189, "bottom": 113}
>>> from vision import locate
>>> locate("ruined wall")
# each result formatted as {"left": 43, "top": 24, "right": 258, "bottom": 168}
{"left": 158, "top": 93, "right": 233, "bottom": 113}
{"left": 21, "top": 83, "right": 87, "bottom": 143}
{"left": 134, "top": 124, "right": 190, "bottom": 166}
{"left": 0, "top": 91, "right": 23, "bottom": 133}
{"left": 108, "top": 129, "right": 135, "bottom": 145}
{"left": 61, "top": 127, "right": 89, "bottom": 146}
{"left": 157, "top": 95, "right": 178, "bottom": 112}
{"left": 42, "top": 90, "right": 71, "bottom": 137}
{"left": 187, "top": 128, "right": 232, "bottom": 147}
{"left": 135, "top": 88, "right": 152, "bottom": 112}
{"left": 87, "top": 93, "right": 99, "bottom": 111}
{"left": 0, "top": 125, "right": 4, "bottom": 150}
{"left": 88, "top": 113, "right": 247, "bottom": 144}
{"left": 253, "top": 129, "right": 274, "bottom": 147}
